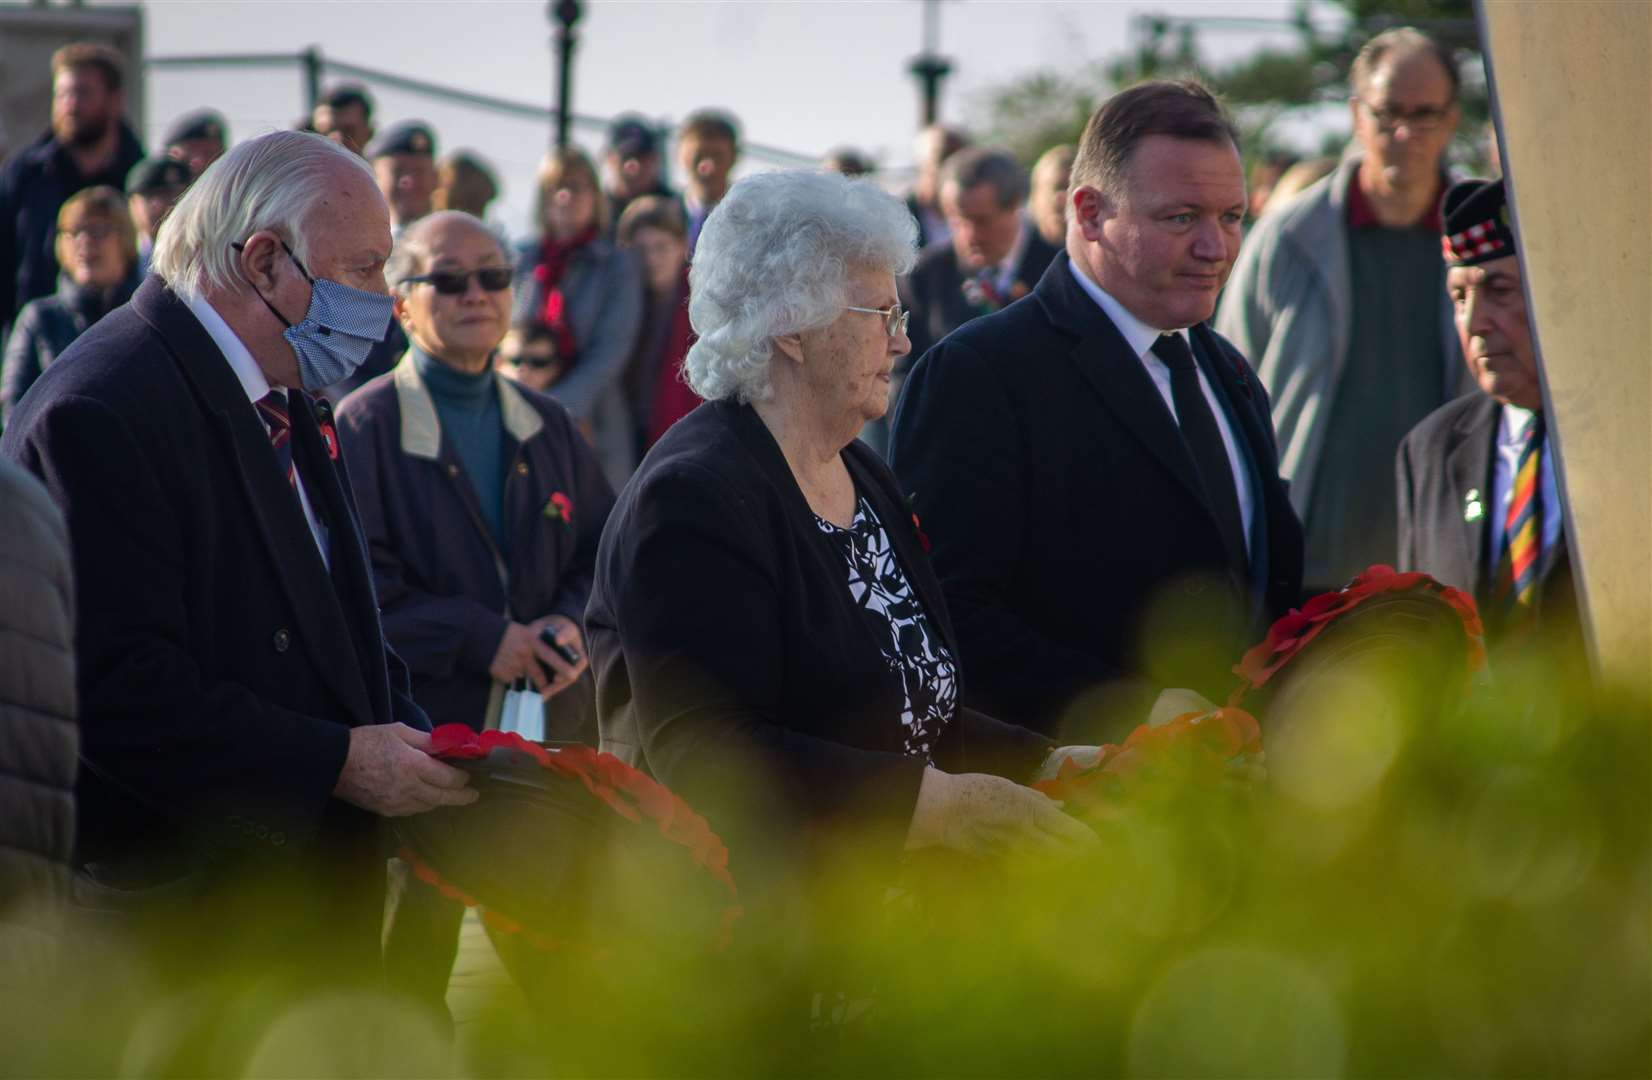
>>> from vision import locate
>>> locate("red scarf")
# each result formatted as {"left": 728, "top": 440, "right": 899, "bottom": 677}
{"left": 645, "top": 268, "right": 700, "bottom": 448}
{"left": 532, "top": 226, "right": 598, "bottom": 364}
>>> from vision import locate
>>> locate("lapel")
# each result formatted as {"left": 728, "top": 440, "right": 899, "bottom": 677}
{"left": 1190, "top": 323, "right": 1268, "bottom": 583}
{"left": 1034, "top": 255, "right": 1211, "bottom": 518}
{"left": 135, "top": 279, "right": 374, "bottom": 721}
{"left": 497, "top": 376, "right": 551, "bottom": 577}
{"left": 1447, "top": 395, "right": 1499, "bottom": 599}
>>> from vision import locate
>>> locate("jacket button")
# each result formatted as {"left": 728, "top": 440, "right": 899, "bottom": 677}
{"left": 273, "top": 628, "right": 292, "bottom": 652}
{"left": 271, "top": 831, "right": 286, "bottom": 847}
{"left": 447, "top": 464, "right": 460, "bottom": 477}
{"left": 516, "top": 462, "right": 529, "bottom": 476}
{"left": 255, "top": 825, "right": 269, "bottom": 841}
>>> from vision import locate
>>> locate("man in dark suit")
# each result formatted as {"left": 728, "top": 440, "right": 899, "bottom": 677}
{"left": 891, "top": 82, "right": 1304, "bottom": 741}
{"left": 899, "top": 146, "right": 1061, "bottom": 363}
{"left": 1396, "top": 178, "right": 1585, "bottom": 673}
{"left": 0, "top": 131, "right": 476, "bottom": 1004}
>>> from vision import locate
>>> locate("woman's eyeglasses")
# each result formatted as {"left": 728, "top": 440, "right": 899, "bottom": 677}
{"left": 844, "top": 301, "right": 910, "bottom": 339}
{"left": 403, "top": 267, "right": 515, "bottom": 295}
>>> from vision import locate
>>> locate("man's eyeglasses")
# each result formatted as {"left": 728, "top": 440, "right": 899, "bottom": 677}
{"left": 402, "top": 267, "right": 515, "bottom": 295}
{"left": 844, "top": 301, "right": 910, "bottom": 339}
{"left": 1357, "top": 97, "right": 1455, "bottom": 133}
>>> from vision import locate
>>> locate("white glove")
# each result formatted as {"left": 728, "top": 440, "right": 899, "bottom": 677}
{"left": 1031, "top": 745, "right": 1103, "bottom": 784}
{"left": 904, "top": 767, "right": 1099, "bottom": 859}
{"left": 1147, "top": 687, "right": 1218, "bottom": 728}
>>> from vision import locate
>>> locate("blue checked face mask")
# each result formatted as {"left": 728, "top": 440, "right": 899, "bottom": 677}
{"left": 236, "top": 239, "right": 394, "bottom": 391}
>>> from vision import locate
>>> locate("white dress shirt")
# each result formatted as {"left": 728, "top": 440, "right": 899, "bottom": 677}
{"left": 1068, "top": 260, "right": 1255, "bottom": 556}
{"left": 182, "top": 293, "right": 331, "bottom": 569}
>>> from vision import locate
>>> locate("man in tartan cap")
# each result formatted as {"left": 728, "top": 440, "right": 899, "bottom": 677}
{"left": 1395, "top": 177, "right": 1588, "bottom": 676}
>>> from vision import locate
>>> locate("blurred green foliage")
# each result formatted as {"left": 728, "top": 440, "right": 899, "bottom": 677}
{"left": 970, "top": 0, "right": 1494, "bottom": 177}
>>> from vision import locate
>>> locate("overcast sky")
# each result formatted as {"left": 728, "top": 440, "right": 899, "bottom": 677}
{"left": 116, "top": 0, "right": 1324, "bottom": 235}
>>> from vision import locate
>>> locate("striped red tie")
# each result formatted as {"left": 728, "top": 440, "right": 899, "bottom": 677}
{"left": 1496, "top": 412, "right": 1544, "bottom": 616}
{"left": 255, "top": 390, "right": 295, "bottom": 489}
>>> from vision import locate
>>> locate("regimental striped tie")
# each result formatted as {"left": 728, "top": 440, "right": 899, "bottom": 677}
{"left": 1497, "top": 412, "right": 1545, "bottom": 615}
{"left": 255, "top": 390, "right": 295, "bottom": 489}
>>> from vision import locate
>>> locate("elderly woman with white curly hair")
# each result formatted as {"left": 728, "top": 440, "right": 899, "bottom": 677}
{"left": 585, "top": 171, "right": 1097, "bottom": 918}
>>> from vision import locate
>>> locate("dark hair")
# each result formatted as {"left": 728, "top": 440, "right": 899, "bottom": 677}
{"left": 1350, "top": 27, "right": 1460, "bottom": 102}
{"left": 323, "top": 83, "right": 375, "bottom": 118}
{"left": 616, "top": 195, "right": 687, "bottom": 245}
{"left": 51, "top": 43, "right": 124, "bottom": 94}
{"left": 680, "top": 109, "right": 740, "bottom": 149}
{"left": 940, "top": 146, "right": 1029, "bottom": 209}
{"left": 1071, "top": 79, "right": 1239, "bottom": 196}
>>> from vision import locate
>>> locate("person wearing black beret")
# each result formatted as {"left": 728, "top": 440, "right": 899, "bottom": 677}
{"left": 162, "top": 108, "right": 228, "bottom": 177}
{"left": 1395, "top": 177, "right": 1587, "bottom": 675}
{"left": 368, "top": 122, "right": 439, "bottom": 240}
{"left": 125, "top": 156, "right": 192, "bottom": 275}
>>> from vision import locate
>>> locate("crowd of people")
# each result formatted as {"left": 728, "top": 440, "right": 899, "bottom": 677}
{"left": 0, "top": 24, "right": 1591, "bottom": 1067}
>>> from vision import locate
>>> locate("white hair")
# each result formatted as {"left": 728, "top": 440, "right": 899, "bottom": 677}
{"left": 151, "top": 129, "right": 376, "bottom": 303}
{"left": 684, "top": 170, "right": 918, "bottom": 403}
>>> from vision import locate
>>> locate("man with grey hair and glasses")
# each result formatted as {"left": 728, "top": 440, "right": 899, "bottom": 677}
{"left": 1217, "top": 27, "right": 1472, "bottom": 594}
{"left": 0, "top": 130, "right": 475, "bottom": 1017}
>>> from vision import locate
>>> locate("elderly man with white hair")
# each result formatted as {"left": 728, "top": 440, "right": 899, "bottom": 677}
{"left": 585, "top": 171, "right": 1098, "bottom": 946}
{"left": 0, "top": 130, "right": 476, "bottom": 1004}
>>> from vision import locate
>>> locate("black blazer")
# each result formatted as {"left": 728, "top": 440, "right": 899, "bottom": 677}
{"left": 889, "top": 254, "right": 1304, "bottom": 740}
{"left": 1395, "top": 392, "right": 1585, "bottom": 667}
{"left": 585, "top": 399, "right": 1049, "bottom": 890}
{"left": 899, "top": 229, "right": 1061, "bottom": 365}
{"left": 0, "top": 276, "right": 426, "bottom": 965}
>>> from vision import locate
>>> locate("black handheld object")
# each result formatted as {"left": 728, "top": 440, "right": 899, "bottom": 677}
{"left": 538, "top": 626, "right": 581, "bottom": 666}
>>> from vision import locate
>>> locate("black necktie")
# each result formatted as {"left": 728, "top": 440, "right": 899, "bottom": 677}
{"left": 1152, "top": 333, "right": 1248, "bottom": 572}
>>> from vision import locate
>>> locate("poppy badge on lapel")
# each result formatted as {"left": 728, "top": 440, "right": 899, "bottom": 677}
{"left": 319, "top": 422, "right": 340, "bottom": 461}
{"left": 543, "top": 491, "right": 574, "bottom": 527}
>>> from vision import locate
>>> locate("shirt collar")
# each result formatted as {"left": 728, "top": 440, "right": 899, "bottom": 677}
{"left": 1066, "top": 258, "right": 1189, "bottom": 360}
{"left": 1345, "top": 165, "right": 1448, "bottom": 232}
{"left": 181, "top": 291, "right": 274, "bottom": 405}
{"left": 1499, "top": 403, "right": 1537, "bottom": 446}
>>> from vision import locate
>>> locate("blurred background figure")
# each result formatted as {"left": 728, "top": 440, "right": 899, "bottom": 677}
{"left": 1245, "top": 151, "right": 1295, "bottom": 222}
{"left": 125, "top": 157, "right": 192, "bottom": 276}
{"left": 1218, "top": 27, "right": 1469, "bottom": 594}
{"left": 904, "top": 123, "right": 970, "bottom": 250}
{"left": 1029, "top": 142, "right": 1074, "bottom": 248}
{"left": 677, "top": 109, "right": 740, "bottom": 253}
{"left": 0, "top": 44, "right": 144, "bottom": 346}
{"left": 434, "top": 150, "right": 500, "bottom": 221}
{"left": 1257, "top": 156, "right": 1337, "bottom": 217}
{"left": 370, "top": 121, "right": 440, "bottom": 240}
{"left": 3, "top": 187, "right": 140, "bottom": 425}
{"left": 901, "top": 145, "right": 1058, "bottom": 363}
{"left": 602, "top": 114, "right": 676, "bottom": 239}
{"left": 161, "top": 108, "right": 229, "bottom": 178}
{"left": 822, "top": 146, "right": 875, "bottom": 177}
{"left": 337, "top": 210, "right": 613, "bottom": 1024}
{"left": 311, "top": 83, "right": 376, "bottom": 156}
{"left": 496, "top": 320, "right": 565, "bottom": 393}
{"left": 514, "top": 147, "right": 643, "bottom": 487}
{"left": 616, "top": 194, "right": 697, "bottom": 458}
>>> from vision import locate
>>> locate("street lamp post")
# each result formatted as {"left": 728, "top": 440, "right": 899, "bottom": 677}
{"left": 907, "top": 0, "right": 954, "bottom": 127}
{"left": 550, "top": 0, "right": 584, "bottom": 150}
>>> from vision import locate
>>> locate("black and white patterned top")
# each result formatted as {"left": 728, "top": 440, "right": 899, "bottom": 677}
{"left": 814, "top": 496, "right": 957, "bottom": 760}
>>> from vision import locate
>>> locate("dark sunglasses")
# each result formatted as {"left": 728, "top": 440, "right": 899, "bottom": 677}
{"left": 403, "top": 267, "right": 515, "bottom": 295}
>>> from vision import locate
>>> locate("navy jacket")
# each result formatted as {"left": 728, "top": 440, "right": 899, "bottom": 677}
{"left": 0, "top": 276, "right": 425, "bottom": 971}
{"left": 2, "top": 269, "right": 140, "bottom": 425}
{"left": 0, "top": 123, "right": 145, "bottom": 338}
{"left": 890, "top": 254, "right": 1304, "bottom": 741}
{"left": 587, "top": 400, "right": 1051, "bottom": 898}
{"left": 336, "top": 356, "right": 614, "bottom": 740}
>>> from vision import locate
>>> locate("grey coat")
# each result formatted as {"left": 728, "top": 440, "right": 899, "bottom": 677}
{"left": 1215, "top": 155, "right": 1469, "bottom": 520}
{"left": 513, "top": 236, "right": 644, "bottom": 487}
{"left": 0, "top": 459, "right": 77, "bottom": 982}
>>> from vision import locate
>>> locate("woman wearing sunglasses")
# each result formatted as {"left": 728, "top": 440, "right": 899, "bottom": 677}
{"left": 585, "top": 171, "right": 1098, "bottom": 969}
{"left": 513, "top": 147, "right": 644, "bottom": 489}
{"left": 333, "top": 209, "right": 616, "bottom": 1019}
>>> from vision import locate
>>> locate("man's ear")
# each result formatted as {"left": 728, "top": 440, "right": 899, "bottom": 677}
{"left": 771, "top": 332, "right": 804, "bottom": 366}
{"left": 237, "top": 230, "right": 284, "bottom": 293}
{"left": 392, "top": 292, "right": 410, "bottom": 331}
{"left": 1071, "top": 185, "right": 1114, "bottom": 243}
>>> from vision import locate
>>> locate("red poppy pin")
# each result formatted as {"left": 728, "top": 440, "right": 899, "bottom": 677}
{"left": 319, "top": 421, "right": 340, "bottom": 461}
{"left": 543, "top": 491, "right": 573, "bottom": 527}
{"left": 906, "top": 493, "right": 931, "bottom": 553}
